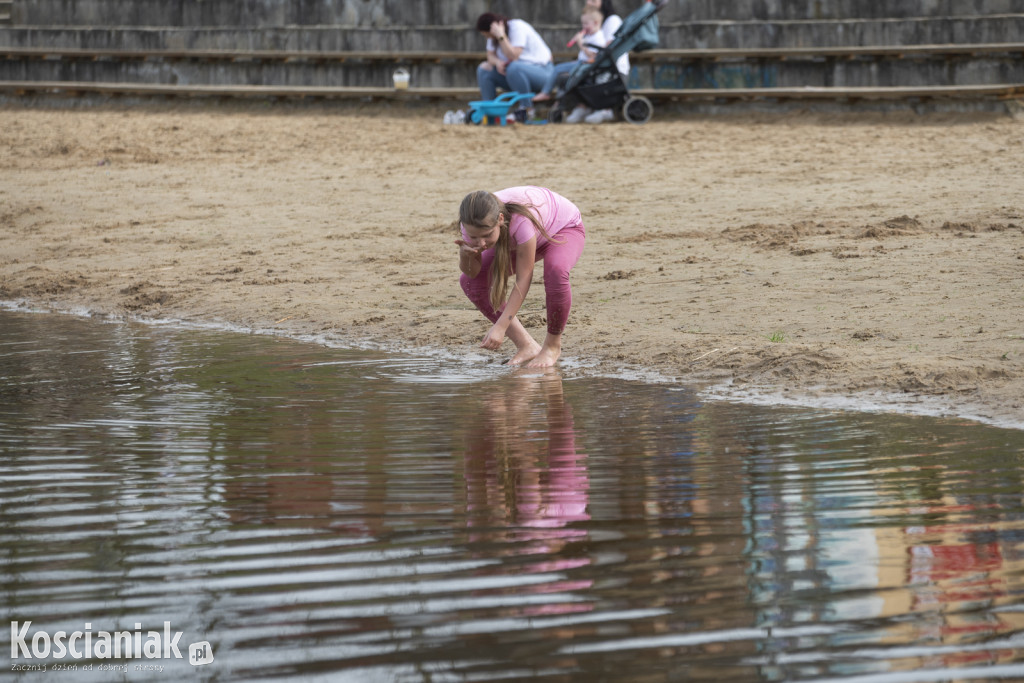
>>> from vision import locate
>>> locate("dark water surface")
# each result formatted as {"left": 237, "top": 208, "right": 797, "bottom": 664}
{"left": 2, "top": 310, "right": 1023, "bottom": 682}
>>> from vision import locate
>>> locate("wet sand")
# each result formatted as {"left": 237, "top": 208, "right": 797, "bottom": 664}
{"left": 1, "top": 103, "right": 1022, "bottom": 427}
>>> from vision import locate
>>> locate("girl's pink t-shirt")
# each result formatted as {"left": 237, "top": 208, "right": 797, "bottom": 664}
{"left": 462, "top": 186, "right": 582, "bottom": 249}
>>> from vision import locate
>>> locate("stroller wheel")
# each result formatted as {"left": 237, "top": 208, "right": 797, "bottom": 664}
{"left": 548, "top": 106, "right": 567, "bottom": 124}
{"left": 622, "top": 96, "right": 653, "bottom": 124}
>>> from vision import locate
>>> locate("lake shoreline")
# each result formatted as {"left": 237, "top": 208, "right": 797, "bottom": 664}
{"left": 2, "top": 104, "right": 1022, "bottom": 429}
{"left": 4, "top": 299, "right": 1020, "bottom": 431}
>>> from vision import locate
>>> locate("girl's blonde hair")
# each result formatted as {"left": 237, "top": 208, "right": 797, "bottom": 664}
{"left": 459, "top": 190, "right": 559, "bottom": 311}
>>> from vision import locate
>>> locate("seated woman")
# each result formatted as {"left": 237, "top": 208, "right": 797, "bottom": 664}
{"left": 475, "top": 12, "right": 554, "bottom": 100}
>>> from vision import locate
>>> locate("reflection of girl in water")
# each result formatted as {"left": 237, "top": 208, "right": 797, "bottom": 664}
{"left": 461, "top": 370, "right": 593, "bottom": 612}
{"left": 462, "top": 371, "right": 590, "bottom": 540}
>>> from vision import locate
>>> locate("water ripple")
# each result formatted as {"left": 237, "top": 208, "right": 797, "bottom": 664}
{"left": 2, "top": 310, "right": 1023, "bottom": 682}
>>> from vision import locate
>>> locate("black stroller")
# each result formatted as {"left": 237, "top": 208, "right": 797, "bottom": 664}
{"left": 549, "top": 0, "right": 667, "bottom": 124}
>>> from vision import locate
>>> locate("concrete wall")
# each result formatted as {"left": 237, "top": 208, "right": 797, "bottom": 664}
{"left": 12, "top": 0, "right": 1024, "bottom": 27}
{"left": 665, "top": 16, "right": 1024, "bottom": 48}
{"left": 1, "top": 49, "right": 1020, "bottom": 89}
{"left": 634, "top": 55, "right": 1024, "bottom": 88}
{"left": 3, "top": 16, "right": 1022, "bottom": 52}
{"left": 12, "top": 0, "right": 485, "bottom": 28}
{"left": 3, "top": 1, "right": 1021, "bottom": 94}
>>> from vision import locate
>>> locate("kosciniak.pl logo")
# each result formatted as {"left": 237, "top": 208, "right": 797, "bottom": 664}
{"left": 10, "top": 621, "right": 214, "bottom": 666}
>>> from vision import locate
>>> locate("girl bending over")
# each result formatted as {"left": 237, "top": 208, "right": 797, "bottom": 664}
{"left": 456, "top": 186, "right": 586, "bottom": 368}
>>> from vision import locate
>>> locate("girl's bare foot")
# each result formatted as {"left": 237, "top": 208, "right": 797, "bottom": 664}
{"left": 525, "top": 345, "right": 561, "bottom": 368}
{"left": 532, "top": 93, "right": 552, "bottom": 102}
{"left": 502, "top": 317, "right": 541, "bottom": 365}
{"left": 525, "top": 333, "right": 562, "bottom": 368}
{"left": 508, "top": 339, "right": 542, "bottom": 365}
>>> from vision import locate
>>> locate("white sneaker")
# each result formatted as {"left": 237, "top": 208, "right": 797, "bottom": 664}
{"left": 584, "top": 108, "right": 614, "bottom": 124}
{"left": 565, "top": 106, "right": 590, "bottom": 124}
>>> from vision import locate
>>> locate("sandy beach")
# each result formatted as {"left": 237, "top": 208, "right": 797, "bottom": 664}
{"left": 1, "top": 102, "right": 1022, "bottom": 427}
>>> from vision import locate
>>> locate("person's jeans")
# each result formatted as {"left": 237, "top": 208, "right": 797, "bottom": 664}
{"left": 540, "top": 60, "right": 582, "bottom": 96}
{"left": 477, "top": 60, "right": 554, "bottom": 100}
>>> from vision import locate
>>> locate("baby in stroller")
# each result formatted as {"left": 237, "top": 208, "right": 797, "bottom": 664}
{"left": 547, "top": 0, "right": 667, "bottom": 125}
{"left": 532, "top": 6, "right": 608, "bottom": 115}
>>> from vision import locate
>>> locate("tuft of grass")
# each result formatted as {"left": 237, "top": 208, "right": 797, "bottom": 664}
{"left": 767, "top": 331, "right": 786, "bottom": 343}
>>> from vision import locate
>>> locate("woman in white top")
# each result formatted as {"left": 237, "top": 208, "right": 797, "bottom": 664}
{"left": 475, "top": 12, "right": 555, "bottom": 101}
{"left": 575, "top": 0, "right": 629, "bottom": 123}
{"left": 588, "top": 0, "right": 629, "bottom": 75}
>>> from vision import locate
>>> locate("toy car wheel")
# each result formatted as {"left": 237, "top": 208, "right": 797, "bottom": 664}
{"left": 622, "top": 96, "right": 653, "bottom": 124}
{"left": 548, "top": 107, "right": 566, "bottom": 124}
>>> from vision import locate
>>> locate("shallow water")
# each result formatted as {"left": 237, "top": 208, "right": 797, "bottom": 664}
{"left": 2, "top": 310, "right": 1023, "bottom": 682}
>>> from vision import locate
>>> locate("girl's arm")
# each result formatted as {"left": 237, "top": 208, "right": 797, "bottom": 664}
{"left": 500, "top": 237, "right": 536, "bottom": 323}
{"left": 481, "top": 237, "right": 536, "bottom": 349}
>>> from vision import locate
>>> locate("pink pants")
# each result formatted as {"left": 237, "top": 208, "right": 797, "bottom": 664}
{"left": 460, "top": 224, "right": 585, "bottom": 336}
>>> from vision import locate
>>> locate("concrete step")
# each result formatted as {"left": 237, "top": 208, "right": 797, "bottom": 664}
{"left": 661, "top": 15, "right": 1024, "bottom": 48}
{"left": 634, "top": 51, "right": 1024, "bottom": 89}
{"left": 3, "top": 80, "right": 1020, "bottom": 104}
{"left": 2, "top": 16, "right": 1023, "bottom": 52}
{"left": 11, "top": 0, "right": 1024, "bottom": 27}
{"left": 2, "top": 45, "right": 1022, "bottom": 90}
{"left": 494, "top": 0, "right": 1024, "bottom": 23}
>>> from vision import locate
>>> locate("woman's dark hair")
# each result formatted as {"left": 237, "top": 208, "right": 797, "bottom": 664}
{"left": 475, "top": 12, "right": 509, "bottom": 33}
{"left": 599, "top": 1, "right": 618, "bottom": 18}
